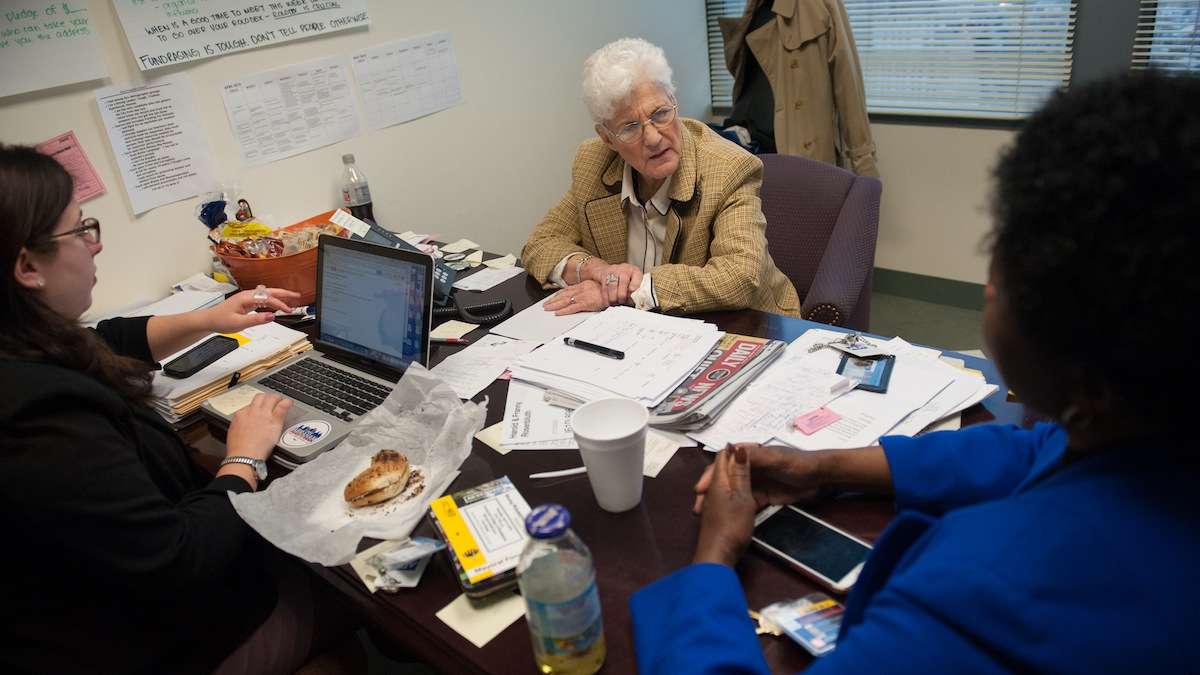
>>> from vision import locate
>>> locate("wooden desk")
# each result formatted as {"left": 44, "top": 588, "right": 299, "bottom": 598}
{"left": 204, "top": 266, "right": 1023, "bottom": 674}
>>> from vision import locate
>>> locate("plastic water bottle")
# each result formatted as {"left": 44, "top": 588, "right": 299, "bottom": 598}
{"left": 340, "top": 153, "right": 374, "bottom": 222}
{"left": 518, "top": 504, "right": 606, "bottom": 674}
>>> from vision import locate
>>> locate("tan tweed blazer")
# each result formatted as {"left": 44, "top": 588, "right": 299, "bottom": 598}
{"left": 521, "top": 118, "right": 801, "bottom": 317}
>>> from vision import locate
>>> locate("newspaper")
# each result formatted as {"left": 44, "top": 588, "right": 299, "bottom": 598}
{"left": 649, "top": 333, "right": 787, "bottom": 430}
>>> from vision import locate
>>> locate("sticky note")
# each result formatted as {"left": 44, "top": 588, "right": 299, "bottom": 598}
{"left": 207, "top": 385, "right": 263, "bottom": 416}
{"left": 431, "top": 320, "right": 478, "bottom": 340}
{"left": 483, "top": 254, "right": 517, "bottom": 269}
{"left": 474, "top": 422, "right": 511, "bottom": 455}
{"left": 435, "top": 590, "right": 526, "bottom": 648}
{"left": 441, "top": 238, "right": 479, "bottom": 254}
{"left": 793, "top": 407, "right": 841, "bottom": 435}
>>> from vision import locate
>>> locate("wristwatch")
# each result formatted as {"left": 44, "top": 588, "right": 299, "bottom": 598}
{"left": 220, "top": 456, "right": 268, "bottom": 481}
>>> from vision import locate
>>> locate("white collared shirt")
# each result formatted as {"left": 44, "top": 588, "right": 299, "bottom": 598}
{"left": 550, "top": 163, "right": 671, "bottom": 310}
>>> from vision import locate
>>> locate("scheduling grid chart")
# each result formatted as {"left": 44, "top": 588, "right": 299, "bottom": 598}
{"left": 351, "top": 31, "right": 464, "bottom": 131}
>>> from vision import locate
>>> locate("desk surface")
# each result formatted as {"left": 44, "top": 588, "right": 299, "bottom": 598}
{"left": 208, "top": 266, "right": 1025, "bottom": 674}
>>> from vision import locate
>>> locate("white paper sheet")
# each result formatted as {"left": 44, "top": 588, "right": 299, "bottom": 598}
{"left": 352, "top": 31, "right": 464, "bottom": 130}
{"left": 112, "top": 0, "right": 369, "bottom": 71}
{"left": 643, "top": 430, "right": 680, "bottom": 478}
{"left": 221, "top": 55, "right": 360, "bottom": 166}
{"left": 430, "top": 335, "right": 538, "bottom": 400}
{"left": 490, "top": 299, "right": 595, "bottom": 343}
{"left": 436, "top": 591, "right": 526, "bottom": 649}
{"left": 453, "top": 266, "right": 524, "bottom": 292}
{"left": 96, "top": 74, "right": 215, "bottom": 215}
{"left": 0, "top": 0, "right": 107, "bottom": 98}
{"left": 501, "top": 381, "right": 576, "bottom": 446}
{"left": 777, "top": 353, "right": 954, "bottom": 450}
{"left": 514, "top": 307, "right": 723, "bottom": 406}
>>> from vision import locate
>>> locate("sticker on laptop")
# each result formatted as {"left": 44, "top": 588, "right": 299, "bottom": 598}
{"left": 280, "top": 420, "right": 332, "bottom": 448}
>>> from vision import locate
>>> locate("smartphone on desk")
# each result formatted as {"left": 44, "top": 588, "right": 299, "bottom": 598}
{"left": 162, "top": 335, "right": 239, "bottom": 379}
{"left": 753, "top": 505, "right": 873, "bottom": 594}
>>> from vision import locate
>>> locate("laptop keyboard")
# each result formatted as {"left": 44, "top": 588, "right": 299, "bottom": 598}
{"left": 259, "top": 358, "right": 392, "bottom": 422}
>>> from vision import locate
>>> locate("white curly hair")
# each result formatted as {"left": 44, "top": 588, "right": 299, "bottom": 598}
{"left": 582, "top": 38, "right": 676, "bottom": 124}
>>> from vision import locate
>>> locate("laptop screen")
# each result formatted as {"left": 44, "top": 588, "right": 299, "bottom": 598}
{"left": 318, "top": 242, "right": 429, "bottom": 371}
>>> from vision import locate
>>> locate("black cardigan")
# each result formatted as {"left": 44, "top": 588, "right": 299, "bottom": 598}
{"left": 0, "top": 318, "right": 276, "bottom": 674}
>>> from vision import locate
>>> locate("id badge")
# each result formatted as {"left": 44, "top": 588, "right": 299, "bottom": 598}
{"left": 836, "top": 353, "right": 895, "bottom": 394}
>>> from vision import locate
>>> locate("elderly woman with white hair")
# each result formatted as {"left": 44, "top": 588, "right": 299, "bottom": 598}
{"left": 522, "top": 38, "right": 800, "bottom": 317}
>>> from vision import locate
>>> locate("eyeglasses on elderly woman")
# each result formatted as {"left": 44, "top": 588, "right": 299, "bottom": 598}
{"left": 606, "top": 104, "right": 678, "bottom": 144}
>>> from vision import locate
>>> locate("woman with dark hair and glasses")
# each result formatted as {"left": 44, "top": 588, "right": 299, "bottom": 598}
{"left": 631, "top": 71, "right": 1200, "bottom": 673}
{"left": 0, "top": 145, "right": 362, "bottom": 673}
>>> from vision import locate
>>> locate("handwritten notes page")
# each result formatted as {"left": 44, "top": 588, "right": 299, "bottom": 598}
{"left": 221, "top": 55, "right": 361, "bottom": 166}
{"left": 1, "top": 0, "right": 107, "bottom": 98}
{"left": 95, "top": 74, "right": 215, "bottom": 215}
{"left": 35, "top": 131, "right": 106, "bottom": 202}
{"left": 351, "top": 31, "right": 465, "bottom": 130}
{"left": 514, "top": 307, "right": 722, "bottom": 407}
{"left": 113, "top": 0, "right": 369, "bottom": 71}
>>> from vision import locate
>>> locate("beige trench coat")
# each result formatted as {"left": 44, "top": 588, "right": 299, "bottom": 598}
{"left": 721, "top": 0, "right": 878, "bottom": 176}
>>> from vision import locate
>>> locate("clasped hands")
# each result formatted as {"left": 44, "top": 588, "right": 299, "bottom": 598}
{"left": 544, "top": 261, "right": 643, "bottom": 316}
{"left": 692, "top": 443, "right": 825, "bottom": 568}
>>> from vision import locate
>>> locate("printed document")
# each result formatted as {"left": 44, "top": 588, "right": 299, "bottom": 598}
{"left": 501, "top": 381, "right": 576, "bottom": 448}
{"left": 96, "top": 74, "right": 215, "bottom": 214}
{"left": 514, "top": 307, "right": 723, "bottom": 406}
{"left": 351, "top": 32, "right": 465, "bottom": 130}
{"left": 221, "top": 56, "right": 361, "bottom": 166}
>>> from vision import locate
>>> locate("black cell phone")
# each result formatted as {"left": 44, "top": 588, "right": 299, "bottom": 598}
{"left": 162, "top": 335, "right": 239, "bottom": 379}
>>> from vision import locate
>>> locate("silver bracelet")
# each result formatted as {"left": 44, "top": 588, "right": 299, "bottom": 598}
{"left": 574, "top": 254, "right": 593, "bottom": 285}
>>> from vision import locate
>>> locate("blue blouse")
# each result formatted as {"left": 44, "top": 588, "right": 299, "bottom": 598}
{"left": 631, "top": 423, "right": 1200, "bottom": 673}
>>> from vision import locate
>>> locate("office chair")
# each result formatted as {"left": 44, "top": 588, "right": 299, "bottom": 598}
{"left": 759, "top": 153, "right": 881, "bottom": 331}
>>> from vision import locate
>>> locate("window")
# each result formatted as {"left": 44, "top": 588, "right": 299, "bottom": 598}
{"left": 706, "top": 0, "right": 745, "bottom": 113}
{"left": 706, "top": 0, "right": 1077, "bottom": 120}
{"left": 1132, "top": 0, "right": 1200, "bottom": 73}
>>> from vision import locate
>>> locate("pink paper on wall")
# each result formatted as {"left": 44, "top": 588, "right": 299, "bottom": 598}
{"left": 35, "top": 131, "right": 107, "bottom": 203}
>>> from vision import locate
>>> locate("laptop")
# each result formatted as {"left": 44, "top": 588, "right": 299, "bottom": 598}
{"left": 202, "top": 235, "right": 433, "bottom": 464}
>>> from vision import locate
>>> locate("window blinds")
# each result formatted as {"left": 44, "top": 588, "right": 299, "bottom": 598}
{"left": 706, "top": 0, "right": 1076, "bottom": 120}
{"left": 1132, "top": 0, "right": 1200, "bottom": 73}
{"left": 706, "top": 0, "right": 745, "bottom": 110}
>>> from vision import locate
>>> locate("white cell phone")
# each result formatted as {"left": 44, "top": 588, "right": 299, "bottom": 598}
{"left": 752, "top": 505, "right": 873, "bottom": 594}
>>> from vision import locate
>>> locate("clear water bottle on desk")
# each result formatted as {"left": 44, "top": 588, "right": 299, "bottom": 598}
{"left": 340, "top": 153, "right": 374, "bottom": 222}
{"left": 518, "top": 504, "right": 606, "bottom": 675}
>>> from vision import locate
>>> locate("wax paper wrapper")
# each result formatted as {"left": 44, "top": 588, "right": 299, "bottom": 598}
{"left": 231, "top": 365, "right": 487, "bottom": 565}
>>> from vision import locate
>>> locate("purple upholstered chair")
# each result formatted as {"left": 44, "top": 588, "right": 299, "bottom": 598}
{"left": 759, "top": 153, "right": 881, "bottom": 331}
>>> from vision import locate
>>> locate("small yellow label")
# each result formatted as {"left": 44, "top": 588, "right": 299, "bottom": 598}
{"left": 221, "top": 332, "right": 250, "bottom": 346}
{"left": 431, "top": 496, "right": 492, "bottom": 582}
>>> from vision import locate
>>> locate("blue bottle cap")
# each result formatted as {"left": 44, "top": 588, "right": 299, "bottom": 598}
{"left": 525, "top": 504, "right": 571, "bottom": 539}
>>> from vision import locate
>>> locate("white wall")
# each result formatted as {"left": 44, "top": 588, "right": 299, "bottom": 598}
{"left": 0, "top": 1, "right": 708, "bottom": 315}
{"left": 872, "top": 123, "right": 1014, "bottom": 286}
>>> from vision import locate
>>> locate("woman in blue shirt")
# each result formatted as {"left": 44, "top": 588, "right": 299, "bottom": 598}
{"left": 631, "top": 71, "right": 1200, "bottom": 673}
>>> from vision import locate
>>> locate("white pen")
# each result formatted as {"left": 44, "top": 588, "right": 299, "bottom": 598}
{"left": 528, "top": 466, "right": 587, "bottom": 479}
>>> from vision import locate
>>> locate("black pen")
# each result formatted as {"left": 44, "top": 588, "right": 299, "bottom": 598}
{"left": 563, "top": 337, "right": 625, "bottom": 360}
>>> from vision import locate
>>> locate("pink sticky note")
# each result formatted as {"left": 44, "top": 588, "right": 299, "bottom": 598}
{"left": 35, "top": 131, "right": 107, "bottom": 203}
{"left": 497, "top": 369, "right": 513, "bottom": 381}
{"left": 793, "top": 407, "right": 841, "bottom": 435}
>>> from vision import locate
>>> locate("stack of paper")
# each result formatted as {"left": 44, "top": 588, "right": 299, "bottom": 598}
{"left": 511, "top": 306, "right": 724, "bottom": 408}
{"left": 692, "top": 329, "right": 996, "bottom": 452}
{"left": 150, "top": 322, "right": 311, "bottom": 427}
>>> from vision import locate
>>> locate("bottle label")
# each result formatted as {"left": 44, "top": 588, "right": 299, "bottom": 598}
{"left": 525, "top": 580, "right": 603, "bottom": 655}
{"left": 344, "top": 183, "right": 371, "bottom": 206}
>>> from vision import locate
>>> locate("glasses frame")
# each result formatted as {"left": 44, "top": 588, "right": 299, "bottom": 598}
{"left": 606, "top": 104, "right": 679, "bottom": 144}
{"left": 42, "top": 217, "right": 101, "bottom": 246}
